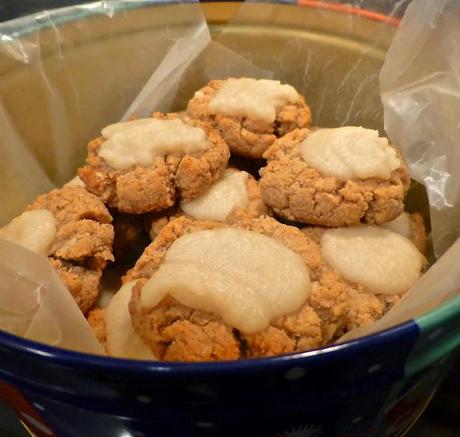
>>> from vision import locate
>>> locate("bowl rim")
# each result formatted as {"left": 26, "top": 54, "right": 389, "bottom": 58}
{"left": 0, "top": 319, "right": 418, "bottom": 375}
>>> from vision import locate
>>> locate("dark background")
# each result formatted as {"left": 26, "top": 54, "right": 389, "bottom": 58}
{"left": 1, "top": 0, "right": 411, "bottom": 21}
{"left": 0, "top": 1, "right": 458, "bottom": 436}
{"left": 1, "top": 0, "right": 90, "bottom": 20}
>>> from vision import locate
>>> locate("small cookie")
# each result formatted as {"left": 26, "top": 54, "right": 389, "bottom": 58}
{"left": 78, "top": 113, "right": 230, "bottom": 214}
{"left": 148, "top": 169, "right": 267, "bottom": 240}
{"left": 260, "top": 127, "right": 411, "bottom": 227}
{"left": 187, "top": 78, "right": 311, "bottom": 159}
{"left": 302, "top": 224, "right": 426, "bottom": 330}
{"left": 124, "top": 214, "right": 351, "bottom": 361}
{"left": 0, "top": 186, "right": 115, "bottom": 314}
{"left": 26, "top": 187, "right": 114, "bottom": 313}
{"left": 0, "top": 187, "right": 114, "bottom": 314}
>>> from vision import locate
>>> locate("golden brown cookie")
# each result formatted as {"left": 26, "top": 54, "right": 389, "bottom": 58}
{"left": 187, "top": 79, "right": 311, "bottom": 159}
{"left": 78, "top": 113, "right": 230, "bottom": 214}
{"left": 301, "top": 222, "right": 426, "bottom": 331}
{"left": 124, "top": 214, "right": 351, "bottom": 362}
{"left": 259, "top": 128, "right": 411, "bottom": 227}
{"left": 26, "top": 186, "right": 114, "bottom": 314}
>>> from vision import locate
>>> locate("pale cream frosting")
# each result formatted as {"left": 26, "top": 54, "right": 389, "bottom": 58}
{"left": 180, "top": 170, "right": 249, "bottom": 221}
{"left": 381, "top": 212, "right": 411, "bottom": 239}
{"left": 300, "top": 127, "right": 400, "bottom": 181}
{"left": 105, "top": 282, "right": 156, "bottom": 360}
{"left": 140, "top": 228, "right": 311, "bottom": 334}
{"left": 99, "top": 118, "right": 210, "bottom": 170}
{"left": 320, "top": 225, "right": 423, "bottom": 295}
{"left": 207, "top": 78, "right": 299, "bottom": 124}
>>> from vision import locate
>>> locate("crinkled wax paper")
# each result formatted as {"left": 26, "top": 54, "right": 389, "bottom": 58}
{"left": 381, "top": 0, "right": 460, "bottom": 257}
{"left": 0, "top": 240, "right": 103, "bottom": 353}
{"left": 0, "top": 0, "right": 460, "bottom": 353}
{"left": 347, "top": 0, "right": 460, "bottom": 340}
{"left": 217, "top": 0, "right": 410, "bottom": 129}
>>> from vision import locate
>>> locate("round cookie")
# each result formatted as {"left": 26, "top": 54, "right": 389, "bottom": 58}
{"left": 259, "top": 128, "right": 411, "bottom": 227}
{"left": 147, "top": 169, "right": 268, "bottom": 240}
{"left": 78, "top": 113, "right": 230, "bottom": 214}
{"left": 187, "top": 78, "right": 311, "bottom": 159}
{"left": 124, "top": 214, "right": 351, "bottom": 361}
{"left": 301, "top": 222, "right": 426, "bottom": 331}
{"left": 20, "top": 186, "right": 114, "bottom": 314}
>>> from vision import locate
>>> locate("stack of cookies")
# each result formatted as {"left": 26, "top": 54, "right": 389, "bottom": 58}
{"left": 0, "top": 78, "right": 427, "bottom": 362}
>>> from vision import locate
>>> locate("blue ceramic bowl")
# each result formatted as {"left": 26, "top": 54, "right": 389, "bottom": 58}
{"left": 0, "top": 300, "right": 459, "bottom": 437}
{"left": 0, "top": 2, "right": 460, "bottom": 436}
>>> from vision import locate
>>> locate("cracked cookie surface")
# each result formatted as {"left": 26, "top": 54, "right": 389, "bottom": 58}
{"left": 187, "top": 79, "right": 311, "bottom": 159}
{"left": 125, "top": 214, "right": 352, "bottom": 361}
{"left": 78, "top": 113, "right": 229, "bottom": 214}
{"left": 259, "top": 128, "right": 410, "bottom": 227}
{"left": 27, "top": 186, "right": 114, "bottom": 313}
{"left": 301, "top": 221, "right": 427, "bottom": 331}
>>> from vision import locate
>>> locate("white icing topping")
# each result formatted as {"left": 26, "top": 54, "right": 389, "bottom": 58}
{"left": 105, "top": 282, "right": 156, "bottom": 360}
{"left": 381, "top": 212, "right": 411, "bottom": 239}
{"left": 99, "top": 118, "right": 210, "bottom": 170}
{"left": 320, "top": 226, "right": 423, "bottom": 295}
{"left": 141, "top": 228, "right": 311, "bottom": 334}
{"left": 300, "top": 127, "right": 401, "bottom": 181}
{"left": 208, "top": 78, "right": 299, "bottom": 124}
{"left": 0, "top": 210, "right": 56, "bottom": 256}
{"left": 180, "top": 170, "right": 249, "bottom": 221}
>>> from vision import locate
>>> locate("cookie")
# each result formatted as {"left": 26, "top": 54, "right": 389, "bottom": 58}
{"left": 0, "top": 187, "right": 114, "bottom": 314}
{"left": 148, "top": 169, "right": 268, "bottom": 240}
{"left": 124, "top": 214, "right": 352, "bottom": 361}
{"left": 78, "top": 113, "right": 230, "bottom": 214}
{"left": 187, "top": 78, "right": 311, "bottom": 159}
{"left": 259, "top": 127, "right": 411, "bottom": 227}
{"left": 302, "top": 223, "right": 426, "bottom": 331}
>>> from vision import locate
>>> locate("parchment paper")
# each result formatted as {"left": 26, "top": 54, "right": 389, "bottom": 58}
{"left": 0, "top": 240, "right": 103, "bottom": 354}
{"left": 381, "top": 0, "right": 460, "bottom": 257}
